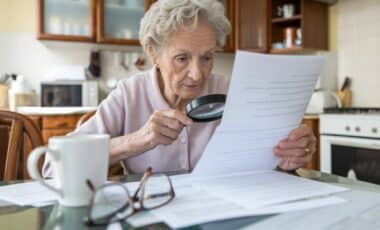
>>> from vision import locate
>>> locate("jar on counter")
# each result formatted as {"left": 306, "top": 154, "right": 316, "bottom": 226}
{"left": 8, "top": 74, "right": 37, "bottom": 111}
{"left": 0, "top": 83, "right": 8, "bottom": 109}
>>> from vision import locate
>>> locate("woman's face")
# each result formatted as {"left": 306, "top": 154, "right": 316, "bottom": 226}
{"left": 155, "top": 21, "right": 217, "bottom": 108}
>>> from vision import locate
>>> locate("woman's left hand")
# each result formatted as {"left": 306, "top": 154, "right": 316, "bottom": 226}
{"left": 273, "top": 124, "right": 317, "bottom": 171}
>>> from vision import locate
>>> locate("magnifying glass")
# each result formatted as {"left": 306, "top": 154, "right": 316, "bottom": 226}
{"left": 186, "top": 94, "right": 226, "bottom": 122}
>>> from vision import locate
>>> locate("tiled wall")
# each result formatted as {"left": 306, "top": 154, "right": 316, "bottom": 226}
{"left": 337, "top": 0, "right": 380, "bottom": 106}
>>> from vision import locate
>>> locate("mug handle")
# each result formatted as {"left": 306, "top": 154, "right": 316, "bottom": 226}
{"left": 27, "top": 146, "right": 63, "bottom": 197}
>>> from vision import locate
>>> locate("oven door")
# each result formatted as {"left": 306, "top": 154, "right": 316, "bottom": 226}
{"left": 321, "top": 135, "right": 380, "bottom": 185}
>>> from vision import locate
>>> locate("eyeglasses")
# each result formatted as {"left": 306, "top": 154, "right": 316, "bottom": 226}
{"left": 84, "top": 167, "right": 175, "bottom": 226}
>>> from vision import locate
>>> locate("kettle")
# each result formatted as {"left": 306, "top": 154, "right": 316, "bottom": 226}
{"left": 306, "top": 90, "right": 342, "bottom": 114}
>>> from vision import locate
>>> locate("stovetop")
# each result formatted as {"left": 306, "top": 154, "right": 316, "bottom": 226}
{"left": 320, "top": 108, "right": 380, "bottom": 138}
{"left": 324, "top": 107, "right": 380, "bottom": 114}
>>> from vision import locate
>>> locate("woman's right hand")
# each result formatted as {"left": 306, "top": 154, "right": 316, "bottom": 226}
{"left": 136, "top": 109, "right": 193, "bottom": 151}
{"left": 109, "top": 109, "right": 193, "bottom": 163}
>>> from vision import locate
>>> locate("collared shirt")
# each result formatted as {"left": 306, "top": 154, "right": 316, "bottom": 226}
{"left": 43, "top": 67, "right": 229, "bottom": 177}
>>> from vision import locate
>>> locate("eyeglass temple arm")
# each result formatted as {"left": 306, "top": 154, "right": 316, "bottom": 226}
{"left": 132, "top": 167, "right": 153, "bottom": 200}
{"left": 86, "top": 179, "right": 96, "bottom": 192}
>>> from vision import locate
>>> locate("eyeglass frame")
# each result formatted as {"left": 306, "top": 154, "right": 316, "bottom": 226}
{"left": 85, "top": 166, "right": 176, "bottom": 226}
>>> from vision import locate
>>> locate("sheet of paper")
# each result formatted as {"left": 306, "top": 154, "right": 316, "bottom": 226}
{"left": 0, "top": 181, "right": 57, "bottom": 206}
{"left": 240, "top": 190, "right": 380, "bottom": 230}
{"left": 193, "top": 51, "right": 324, "bottom": 177}
{"left": 190, "top": 171, "right": 347, "bottom": 209}
{"left": 123, "top": 174, "right": 346, "bottom": 229}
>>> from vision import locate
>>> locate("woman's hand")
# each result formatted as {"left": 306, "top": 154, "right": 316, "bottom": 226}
{"left": 109, "top": 109, "right": 192, "bottom": 164}
{"left": 136, "top": 109, "right": 192, "bottom": 150}
{"left": 273, "top": 124, "right": 317, "bottom": 171}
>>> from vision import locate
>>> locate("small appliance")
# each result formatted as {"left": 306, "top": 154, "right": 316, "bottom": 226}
{"left": 41, "top": 80, "right": 98, "bottom": 107}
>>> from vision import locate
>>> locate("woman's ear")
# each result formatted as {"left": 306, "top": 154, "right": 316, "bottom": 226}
{"left": 146, "top": 46, "right": 158, "bottom": 66}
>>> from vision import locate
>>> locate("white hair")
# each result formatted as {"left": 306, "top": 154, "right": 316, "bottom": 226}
{"left": 139, "top": 0, "right": 231, "bottom": 53}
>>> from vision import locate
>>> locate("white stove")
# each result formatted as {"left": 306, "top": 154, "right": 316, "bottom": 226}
{"left": 320, "top": 108, "right": 380, "bottom": 185}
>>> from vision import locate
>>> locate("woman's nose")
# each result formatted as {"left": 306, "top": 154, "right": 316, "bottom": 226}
{"left": 188, "top": 61, "right": 202, "bottom": 81}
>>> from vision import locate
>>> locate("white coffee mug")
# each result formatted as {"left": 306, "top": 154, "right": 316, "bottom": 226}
{"left": 27, "top": 134, "right": 109, "bottom": 207}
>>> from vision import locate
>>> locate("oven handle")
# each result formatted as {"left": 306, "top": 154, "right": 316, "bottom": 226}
{"left": 321, "top": 135, "right": 380, "bottom": 150}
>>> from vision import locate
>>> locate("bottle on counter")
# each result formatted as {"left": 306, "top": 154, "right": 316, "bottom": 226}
{"left": 8, "top": 74, "right": 37, "bottom": 111}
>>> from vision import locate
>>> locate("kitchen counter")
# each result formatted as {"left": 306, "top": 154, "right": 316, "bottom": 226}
{"left": 303, "top": 113, "right": 320, "bottom": 119}
{"left": 15, "top": 106, "right": 97, "bottom": 115}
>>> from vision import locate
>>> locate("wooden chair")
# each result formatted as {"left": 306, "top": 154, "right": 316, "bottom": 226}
{"left": 0, "top": 110, "right": 44, "bottom": 180}
{"left": 77, "top": 111, "right": 125, "bottom": 176}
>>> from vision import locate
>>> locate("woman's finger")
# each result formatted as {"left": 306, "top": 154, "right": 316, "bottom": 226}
{"left": 162, "top": 109, "right": 192, "bottom": 126}
{"left": 150, "top": 121, "right": 179, "bottom": 140}
{"left": 288, "top": 124, "right": 313, "bottom": 140}
{"left": 151, "top": 113, "right": 184, "bottom": 132}
{"left": 278, "top": 136, "right": 311, "bottom": 149}
{"left": 274, "top": 147, "right": 306, "bottom": 157}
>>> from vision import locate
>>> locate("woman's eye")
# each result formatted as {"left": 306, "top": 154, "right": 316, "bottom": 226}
{"left": 202, "top": 55, "right": 213, "bottom": 62}
{"left": 176, "top": 56, "right": 188, "bottom": 62}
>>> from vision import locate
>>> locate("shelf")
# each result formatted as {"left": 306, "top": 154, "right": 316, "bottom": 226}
{"left": 272, "top": 15, "right": 302, "bottom": 23}
{"left": 269, "top": 47, "right": 316, "bottom": 54}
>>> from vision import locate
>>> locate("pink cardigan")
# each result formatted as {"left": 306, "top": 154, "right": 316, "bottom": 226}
{"left": 43, "top": 67, "right": 229, "bottom": 177}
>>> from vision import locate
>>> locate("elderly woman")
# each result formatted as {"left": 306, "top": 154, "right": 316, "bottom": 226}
{"left": 43, "top": 0, "right": 316, "bottom": 177}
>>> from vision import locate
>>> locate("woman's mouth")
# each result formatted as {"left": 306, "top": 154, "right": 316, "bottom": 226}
{"left": 182, "top": 84, "right": 198, "bottom": 89}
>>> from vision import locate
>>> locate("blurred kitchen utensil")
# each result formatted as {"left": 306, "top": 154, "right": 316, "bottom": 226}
{"left": 86, "top": 49, "right": 101, "bottom": 78}
{"left": 340, "top": 76, "right": 351, "bottom": 91}
{"left": 337, "top": 76, "right": 352, "bottom": 107}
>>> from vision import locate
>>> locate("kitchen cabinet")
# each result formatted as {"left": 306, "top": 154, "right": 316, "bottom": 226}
{"left": 235, "top": 0, "right": 269, "bottom": 53}
{"left": 37, "top": 0, "right": 328, "bottom": 53}
{"left": 302, "top": 116, "right": 320, "bottom": 170}
{"left": 37, "top": 0, "right": 96, "bottom": 42}
{"left": 97, "top": 0, "right": 152, "bottom": 45}
{"left": 269, "top": 0, "right": 328, "bottom": 53}
{"left": 37, "top": 0, "right": 154, "bottom": 44}
{"left": 29, "top": 114, "right": 82, "bottom": 144}
{"left": 235, "top": 0, "right": 328, "bottom": 53}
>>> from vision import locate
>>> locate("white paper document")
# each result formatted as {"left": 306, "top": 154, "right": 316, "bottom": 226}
{"left": 144, "top": 173, "right": 347, "bottom": 229}
{"left": 193, "top": 51, "right": 324, "bottom": 176}
{"left": 241, "top": 190, "right": 380, "bottom": 230}
{"left": 0, "top": 181, "right": 57, "bottom": 207}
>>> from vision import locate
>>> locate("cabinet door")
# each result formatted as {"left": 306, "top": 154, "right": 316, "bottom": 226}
{"left": 97, "top": 0, "right": 150, "bottom": 45}
{"left": 218, "top": 0, "right": 235, "bottom": 52}
{"left": 235, "top": 0, "right": 269, "bottom": 52}
{"left": 302, "top": 118, "right": 320, "bottom": 171}
{"left": 37, "top": 0, "right": 96, "bottom": 42}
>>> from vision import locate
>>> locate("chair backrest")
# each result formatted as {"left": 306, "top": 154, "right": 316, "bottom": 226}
{"left": 76, "top": 110, "right": 96, "bottom": 128}
{"left": 0, "top": 110, "right": 44, "bottom": 180}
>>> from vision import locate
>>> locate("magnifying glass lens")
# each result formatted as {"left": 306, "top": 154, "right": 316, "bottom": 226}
{"left": 186, "top": 94, "right": 226, "bottom": 122}
{"left": 188, "top": 103, "right": 224, "bottom": 119}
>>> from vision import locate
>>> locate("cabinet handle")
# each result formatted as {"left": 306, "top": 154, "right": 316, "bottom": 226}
{"left": 345, "top": 126, "right": 350, "bottom": 131}
{"left": 372, "top": 127, "right": 378, "bottom": 134}
{"left": 355, "top": 126, "right": 361, "bottom": 132}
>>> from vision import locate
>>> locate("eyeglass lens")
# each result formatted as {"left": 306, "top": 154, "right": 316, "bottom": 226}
{"left": 89, "top": 174, "right": 173, "bottom": 224}
{"left": 142, "top": 174, "right": 173, "bottom": 209}
{"left": 90, "top": 184, "right": 132, "bottom": 221}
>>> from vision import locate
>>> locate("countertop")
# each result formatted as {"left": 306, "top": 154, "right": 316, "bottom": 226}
{"left": 15, "top": 106, "right": 97, "bottom": 115}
